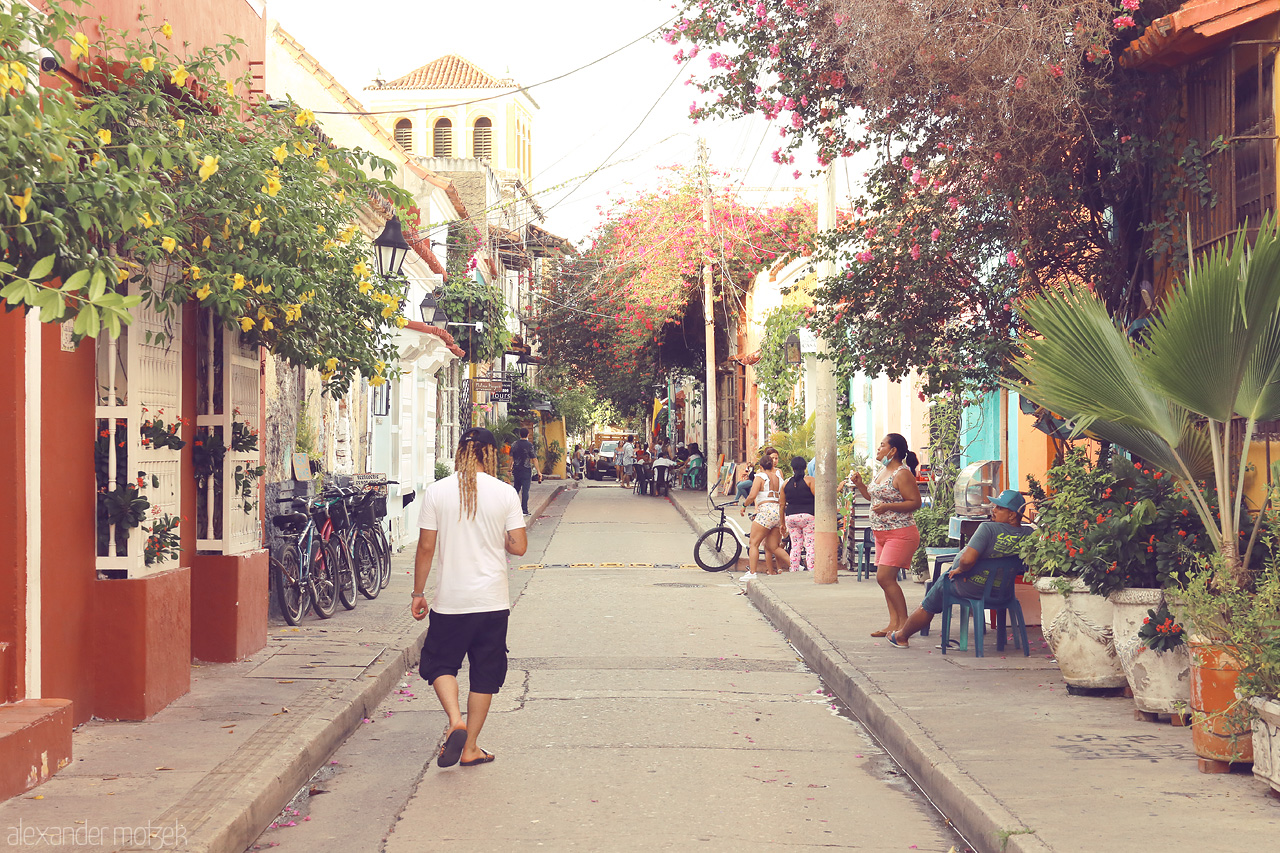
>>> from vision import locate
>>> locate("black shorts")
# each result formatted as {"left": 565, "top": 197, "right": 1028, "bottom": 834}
{"left": 418, "top": 609, "right": 510, "bottom": 694}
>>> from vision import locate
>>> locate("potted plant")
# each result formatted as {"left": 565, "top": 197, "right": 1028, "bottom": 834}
{"left": 1020, "top": 448, "right": 1126, "bottom": 689}
{"left": 1073, "top": 457, "right": 1210, "bottom": 716}
{"left": 1012, "top": 218, "right": 1280, "bottom": 768}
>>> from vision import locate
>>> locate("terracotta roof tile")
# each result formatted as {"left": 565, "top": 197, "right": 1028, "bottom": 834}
{"left": 1122, "top": 0, "right": 1280, "bottom": 68}
{"left": 368, "top": 55, "right": 517, "bottom": 91}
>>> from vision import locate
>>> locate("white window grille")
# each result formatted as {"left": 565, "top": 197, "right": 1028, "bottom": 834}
{"left": 95, "top": 267, "right": 183, "bottom": 579}
{"left": 194, "top": 309, "right": 263, "bottom": 555}
{"left": 393, "top": 118, "right": 413, "bottom": 152}
{"left": 433, "top": 118, "right": 453, "bottom": 157}
{"left": 437, "top": 364, "right": 459, "bottom": 463}
{"left": 472, "top": 117, "right": 492, "bottom": 160}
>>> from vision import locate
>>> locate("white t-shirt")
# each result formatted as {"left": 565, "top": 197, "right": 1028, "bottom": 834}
{"left": 417, "top": 471, "right": 525, "bottom": 614}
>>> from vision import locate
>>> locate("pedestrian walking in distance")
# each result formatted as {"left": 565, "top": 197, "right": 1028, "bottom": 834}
{"left": 510, "top": 427, "right": 541, "bottom": 515}
{"left": 411, "top": 427, "right": 528, "bottom": 768}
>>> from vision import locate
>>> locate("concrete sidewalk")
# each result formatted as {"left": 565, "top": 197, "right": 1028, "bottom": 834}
{"left": 667, "top": 487, "right": 1280, "bottom": 852}
{"left": 0, "top": 481, "right": 570, "bottom": 853}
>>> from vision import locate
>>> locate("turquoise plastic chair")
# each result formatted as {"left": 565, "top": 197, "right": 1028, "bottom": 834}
{"left": 937, "top": 556, "right": 1029, "bottom": 657}
{"left": 683, "top": 456, "right": 705, "bottom": 490}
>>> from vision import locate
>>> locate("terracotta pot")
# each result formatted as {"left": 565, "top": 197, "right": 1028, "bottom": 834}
{"left": 1188, "top": 639, "right": 1253, "bottom": 765}
{"left": 1249, "top": 697, "right": 1280, "bottom": 795}
{"left": 1035, "top": 578, "right": 1125, "bottom": 688}
{"left": 1109, "top": 588, "right": 1191, "bottom": 714}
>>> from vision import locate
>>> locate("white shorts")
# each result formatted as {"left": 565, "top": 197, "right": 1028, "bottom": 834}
{"left": 754, "top": 502, "right": 781, "bottom": 530}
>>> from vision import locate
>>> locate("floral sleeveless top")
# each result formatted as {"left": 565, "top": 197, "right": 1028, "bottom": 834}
{"left": 868, "top": 468, "right": 916, "bottom": 531}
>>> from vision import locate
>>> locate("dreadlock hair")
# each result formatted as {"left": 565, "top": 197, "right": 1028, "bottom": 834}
{"left": 455, "top": 427, "right": 499, "bottom": 520}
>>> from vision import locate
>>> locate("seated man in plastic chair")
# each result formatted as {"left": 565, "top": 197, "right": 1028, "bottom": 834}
{"left": 887, "top": 489, "right": 1032, "bottom": 649}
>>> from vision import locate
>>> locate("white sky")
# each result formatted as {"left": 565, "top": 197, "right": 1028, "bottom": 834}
{"left": 264, "top": 0, "right": 857, "bottom": 244}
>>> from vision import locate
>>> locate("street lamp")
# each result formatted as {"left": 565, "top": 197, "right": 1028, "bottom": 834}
{"left": 784, "top": 332, "right": 802, "bottom": 366}
{"left": 419, "top": 291, "right": 449, "bottom": 326}
{"left": 372, "top": 215, "right": 411, "bottom": 278}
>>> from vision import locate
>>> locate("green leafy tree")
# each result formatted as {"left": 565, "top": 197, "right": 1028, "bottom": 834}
{"left": 1, "top": 8, "right": 414, "bottom": 391}
{"left": 664, "top": 1, "right": 1217, "bottom": 395}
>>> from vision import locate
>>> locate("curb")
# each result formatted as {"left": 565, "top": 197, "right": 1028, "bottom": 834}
{"left": 165, "top": 628, "right": 426, "bottom": 853}
{"left": 744, "top": 581, "right": 1052, "bottom": 853}
{"left": 667, "top": 491, "right": 714, "bottom": 537}
{"left": 528, "top": 483, "right": 570, "bottom": 525}
{"left": 176, "top": 483, "right": 574, "bottom": 853}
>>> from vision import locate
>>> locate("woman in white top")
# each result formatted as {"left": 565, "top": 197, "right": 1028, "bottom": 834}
{"left": 740, "top": 447, "right": 791, "bottom": 578}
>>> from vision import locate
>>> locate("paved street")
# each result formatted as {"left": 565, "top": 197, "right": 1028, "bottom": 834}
{"left": 248, "top": 486, "right": 963, "bottom": 852}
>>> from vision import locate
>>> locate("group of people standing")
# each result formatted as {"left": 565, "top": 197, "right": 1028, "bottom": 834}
{"left": 737, "top": 431, "right": 1035, "bottom": 653}
{"left": 735, "top": 434, "right": 924, "bottom": 631}
{"left": 738, "top": 446, "right": 818, "bottom": 580}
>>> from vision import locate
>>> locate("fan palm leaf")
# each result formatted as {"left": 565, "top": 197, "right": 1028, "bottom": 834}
{"left": 1010, "top": 218, "right": 1280, "bottom": 582}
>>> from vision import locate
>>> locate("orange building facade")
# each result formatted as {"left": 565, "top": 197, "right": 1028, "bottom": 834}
{"left": 0, "top": 0, "right": 269, "bottom": 802}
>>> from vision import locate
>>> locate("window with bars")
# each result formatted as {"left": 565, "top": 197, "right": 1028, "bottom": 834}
{"left": 394, "top": 118, "right": 413, "bottom": 152}
{"left": 472, "top": 117, "right": 492, "bottom": 160}
{"left": 95, "top": 267, "right": 183, "bottom": 579}
{"left": 433, "top": 118, "right": 453, "bottom": 157}
{"left": 194, "top": 309, "right": 262, "bottom": 555}
{"left": 436, "top": 363, "right": 460, "bottom": 461}
{"left": 1186, "top": 41, "right": 1278, "bottom": 253}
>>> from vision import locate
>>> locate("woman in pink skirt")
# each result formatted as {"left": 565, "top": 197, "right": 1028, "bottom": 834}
{"left": 849, "top": 434, "right": 922, "bottom": 637}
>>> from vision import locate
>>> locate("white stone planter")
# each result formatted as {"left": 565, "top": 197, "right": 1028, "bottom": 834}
{"left": 1035, "top": 577, "right": 1126, "bottom": 688}
{"left": 1250, "top": 696, "right": 1280, "bottom": 795}
{"left": 1109, "top": 588, "right": 1191, "bottom": 714}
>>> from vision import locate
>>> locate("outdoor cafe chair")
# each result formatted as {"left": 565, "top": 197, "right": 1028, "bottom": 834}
{"left": 934, "top": 555, "right": 1030, "bottom": 658}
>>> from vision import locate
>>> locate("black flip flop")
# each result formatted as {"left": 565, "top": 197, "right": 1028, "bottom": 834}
{"left": 460, "top": 749, "right": 495, "bottom": 766}
{"left": 438, "top": 728, "right": 467, "bottom": 768}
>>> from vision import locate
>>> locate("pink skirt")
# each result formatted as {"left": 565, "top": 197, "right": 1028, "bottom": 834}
{"left": 873, "top": 525, "right": 920, "bottom": 569}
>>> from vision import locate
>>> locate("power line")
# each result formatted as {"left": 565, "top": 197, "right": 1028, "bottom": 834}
{"left": 539, "top": 61, "right": 687, "bottom": 219}
{"left": 310, "top": 15, "right": 679, "bottom": 116}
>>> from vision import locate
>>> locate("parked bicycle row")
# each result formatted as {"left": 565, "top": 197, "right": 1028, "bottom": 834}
{"left": 269, "top": 482, "right": 394, "bottom": 625}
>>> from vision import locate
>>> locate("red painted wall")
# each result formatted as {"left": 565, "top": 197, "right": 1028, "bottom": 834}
{"left": 39, "top": 323, "right": 96, "bottom": 722}
{"left": 57, "top": 0, "right": 265, "bottom": 85}
{"left": 0, "top": 312, "right": 26, "bottom": 703}
{"left": 92, "top": 568, "right": 191, "bottom": 720}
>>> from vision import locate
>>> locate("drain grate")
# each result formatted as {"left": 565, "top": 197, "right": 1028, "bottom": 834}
{"left": 652, "top": 582, "right": 706, "bottom": 588}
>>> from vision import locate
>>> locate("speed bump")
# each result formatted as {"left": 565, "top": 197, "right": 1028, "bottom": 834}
{"left": 570, "top": 562, "right": 596, "bottom": 567}
{"left": 517, "top": 564, "right": 543, "bottom": 571}
{"left": 599, "top": 562, "right": 625, "bottom": 567}
{"left": 680, "top": 564, "right": 701, "bottom": 570}
{"left": 629, "top": 562, "right": 654, "bottom": 567}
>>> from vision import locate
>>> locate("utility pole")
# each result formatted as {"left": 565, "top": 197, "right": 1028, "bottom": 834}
{"left": 813, "top": 162, "right": 839, "bottom": 584}
{"left": 699, "top": 137, "right": 718, "bottom": 473}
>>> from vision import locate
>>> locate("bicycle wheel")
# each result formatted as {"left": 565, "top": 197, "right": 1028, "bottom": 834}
{"left": 694, "top": 526, "right": 743, "bottom": 572}
{"left": 309, "top": 538, "right": 337, "bottom": 618}
{"left": 376, "top": 526, "right": 392, "bottom": 590}
{"left": 354, "top": 533, "right": 381, "bottom": 600}
{"left": 333, "top": 535, "right": 357, "bottom": 611}
{"left": 274, "top": 549, "right": 306, "bottom": 626}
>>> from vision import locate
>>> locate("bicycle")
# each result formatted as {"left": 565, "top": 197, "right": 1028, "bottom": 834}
{"left": 320, "top": 487, "right": 359, "bottom": 612}
{"left": 350, "top": 485, "right": 388, "bottom": 599}
{"left": 693, "top": 495, "right": 750, "bottom": 571}
{"left": 270, "top": 495, "right": 341, "bottom": 625}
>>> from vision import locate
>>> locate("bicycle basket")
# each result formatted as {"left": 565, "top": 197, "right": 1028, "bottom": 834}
{"left": 310, "top": 503, "right": 329, "bottom": 528}
{"left": 329, "top": 498, "right": 352, "bottom": 531}
{"left": 373, "top": 493, "right": 388, "bottom": 519}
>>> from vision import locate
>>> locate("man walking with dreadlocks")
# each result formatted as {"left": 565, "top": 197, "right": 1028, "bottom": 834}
{"left": 411, "top": 427, "right": 527, "bottom": 768}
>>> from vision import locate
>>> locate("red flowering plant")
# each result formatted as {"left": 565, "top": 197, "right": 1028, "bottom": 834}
{"left": 1019, "top": 446, "right": 1211, "bottom": 595}
{"left": 1136, "top": 602, "right": 1186, "bottom": 652}
{"left": 534, "top": 168, "right": 815, "bottom": 417}
{"left": 139, "top": 407, "right": 187, "bottom": 451}
{"left": 143, "top": 512, "right": 181, "bottom": 567}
